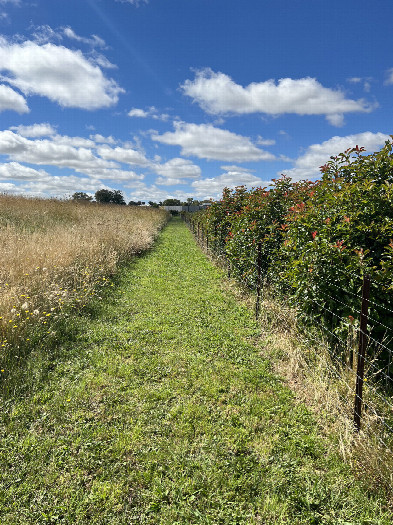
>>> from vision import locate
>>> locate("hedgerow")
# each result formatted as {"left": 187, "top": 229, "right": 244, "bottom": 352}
{"left": 188, "top": 138, "right": 393, "bottom": 366}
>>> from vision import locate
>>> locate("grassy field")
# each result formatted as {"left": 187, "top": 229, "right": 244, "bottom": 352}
{"left": 0, "top": 217, "right": 390, "bottom": 524}
{"left": 0, "top": 195, "right": 167, "bottom": 395}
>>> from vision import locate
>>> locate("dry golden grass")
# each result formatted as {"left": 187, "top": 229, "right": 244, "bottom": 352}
{"left": 0, "top": 195, "right": 168, "bottom": 353}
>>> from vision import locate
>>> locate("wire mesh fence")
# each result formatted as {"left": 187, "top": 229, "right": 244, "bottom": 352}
{"left": 182, "top": 212, "right": 393, "bottom": 485}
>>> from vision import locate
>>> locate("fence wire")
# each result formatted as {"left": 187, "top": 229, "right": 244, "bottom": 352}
{"left": 183, "top": 214, "right": 393, "bottom": 485}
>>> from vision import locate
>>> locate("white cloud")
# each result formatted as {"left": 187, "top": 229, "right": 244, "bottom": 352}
{"left": 22, "top": 175, "right": 102, "bottom": 195}
{"left": 31, "top": 25, "right": 62, "bottom": 45}
{"left": 0, "top": 130, "right": 117, "bottom": 172}
{"left": 0, "top": 84, "right": 29, "bottom": 113}
{"left": 10, "top": 123, "right": 56, "bottom": 137}
{"left": 128, "top": 108, "right": 149, "bottom": 118}
{"left": 0, "top": 161, "right": 50, "bottom": 180}
{"left": 90, "top": 134, "right": 116, "bottom": 144}
{"left": 126, "top": 183, "right": 187, "bottom": 203}
{"left": 0, "top": 182, "right": 19, "bottom": 192}
{"left": 51, "top": 135, "right": 96, "bottom": 148}
{"left": 128, "top": 106, "right": 169, "bottom": 121}
{"left": 192, "top": 168, "right": 270, "bottom": 200}
{"left": 181, "top": 69, "right": 376, "bottom": 126}
{"left": 256, "top": 136, "right": 276, "bottom": 146}
{"left": 62, "top": 27, "right": 106, "bottom": 48}
{"left": 152, "top": 122, "right": 275, "bottom": 162}
{"left": 155, "top": 177, "right": 186, "bottom": 186}
{"left": 347, "top": 76, "right": 372, "bottom": 93}
{"left": 97, "top": 145, "right": 150, "bottom": 166}
{"left": 385, "top": 68, "right": 393, "bottom": 86}
{"left": 282, "top": 131, "right": 391, "bottom": 181}
{"left": 0, "top": 161, "right": 103, "bottom": 196}
{"left": 79, "top": 167, "right": 143, "bottom": 182}
{"left": 325, "top": 114, "right": 345, "bottom": 127}
{"left": 115, "top": 0, "right": 148, "bottom": 6}
{"left": 153, "top": 157, "right": 201, "bottom": 179}
{"left": 0, "top": 40, "right": 124, "bottom": 109}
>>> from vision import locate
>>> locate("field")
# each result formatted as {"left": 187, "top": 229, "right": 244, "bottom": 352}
{"left": 0, "top": 195, "right": 168, "bottom": 395}
{"left": 1, "top": 218, "right": 390, "bottom": 523}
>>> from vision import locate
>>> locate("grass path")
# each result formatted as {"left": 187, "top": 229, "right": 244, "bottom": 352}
{"left": 0, "top": 218, "right": 390, "bottom": 524}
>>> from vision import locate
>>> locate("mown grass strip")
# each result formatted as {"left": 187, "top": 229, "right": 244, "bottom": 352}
{"left": 0, "top": 218, "right": 390, "bottom": 524}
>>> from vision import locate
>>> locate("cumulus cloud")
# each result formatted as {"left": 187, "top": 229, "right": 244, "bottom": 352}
{"left": 79, "top": 167, "right": 144, "bottom": 182}
{"left": 128, "top": 106, "right": 169, "bottom": 121}
{"left": 22, "top": 175, "right": 102, "bottom": 195}
{"left": 10, "top": 123, "right": 56, "bottom": 137}
{"left": 152, "top": 122, "right": 275, "bottom": 162}
{"left": 282, "top": 131, "right": 391, "bottom": 181}
{"left": 181, "top": 69, "right": 376, "bottom": 126}
{"left": 0, "top": 40, "right": 124, "bottom": 109}
{"left": 97, "top": 145, "right": 150, "bottom": 166}
{"left": 0, "top": 84, "right": 29, "bottom": 113}
{"left": 90, "top": 134, "right": 116, "bottom": 144}
{"left": 256, "top": 136, "right": 276, "bottom": 146}
{"left": 0, "top": 130, "right": 117, "bottom": 172}
{"left": 153, "top": 157, "right": 201, "bottom": 179}
{"left": 0, "top": 161, "right": 103, "bottom": 196}
{"left": 0, "top": 161, "right": 50, "bottom": 180}
{"left": 192, "top": 167, "right": 270, "bottom": 199}
{"left": 156, "top": 177, "right": 187, "bottom": 186}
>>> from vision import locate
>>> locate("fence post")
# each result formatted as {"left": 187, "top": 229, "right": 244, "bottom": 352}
{"left": 354, "top": 274, "right": 371, "bottom": 432}
{"left": 255, "top": 241, "right": 262, "bottom": 320}
{"left": 206, "top": 228, "right": 209, "bottom": 251}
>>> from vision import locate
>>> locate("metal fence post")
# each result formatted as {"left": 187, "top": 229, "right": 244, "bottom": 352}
{"left": 255, "top": 241, "right": 262, "bottom": 320}
{"left": 354, "top": 274, "right": 371, "bottom": 432}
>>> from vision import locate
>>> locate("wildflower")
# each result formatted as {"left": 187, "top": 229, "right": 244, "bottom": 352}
{"left": 311, "top": 231, "right": 317, "bottom": 240}
{"left": 21, "top": 303, "right": 28, "bottom": 310}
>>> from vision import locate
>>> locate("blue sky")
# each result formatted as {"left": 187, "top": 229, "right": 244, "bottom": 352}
{"left": 0, "top": 0, "right": 392, "bottom": 202}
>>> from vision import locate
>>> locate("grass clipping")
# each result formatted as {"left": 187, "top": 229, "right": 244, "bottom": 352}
{"left": 0, "top": 195, "right": 168, "bottom": 371}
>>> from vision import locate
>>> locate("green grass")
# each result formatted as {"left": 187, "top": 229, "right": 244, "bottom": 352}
{"left": 0, "top": 218, "right": 390, "bottom": 524}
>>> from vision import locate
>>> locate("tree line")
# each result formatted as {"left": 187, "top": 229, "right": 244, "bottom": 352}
{"left": 71, "top": 191, "right": 203, "bottom": 208}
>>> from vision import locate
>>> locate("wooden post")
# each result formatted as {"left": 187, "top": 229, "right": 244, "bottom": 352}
{"left": 354, "top": 274, "right": 371, "bottom": 432}
{"left": 255, "top": 241, "right": 262, "bottom": 320}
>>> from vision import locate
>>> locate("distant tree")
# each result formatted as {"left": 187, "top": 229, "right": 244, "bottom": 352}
{"left": 95, "top": 189, "right": 113, "bottom": 204}
{"left": 71, "top": 192, "right": 92, "bottom": 202}
{"left": 162, "top": 198, "right": 182, "bottom": 206}
{"left": 148, "top": 201, "right": 159, "bottom": 208}
{"left": 94, "top": 189, "right": 126, "bottom": 205}
{"left": 112, "top": 190, "right": 126, "bottom": 205}
{"left": 128, "top": 200, "right": 142, "bottom": 206}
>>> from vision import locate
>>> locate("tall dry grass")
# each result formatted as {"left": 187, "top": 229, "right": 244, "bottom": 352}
{"left": 0, "top": 195, "right": 168, "bottom": 369}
